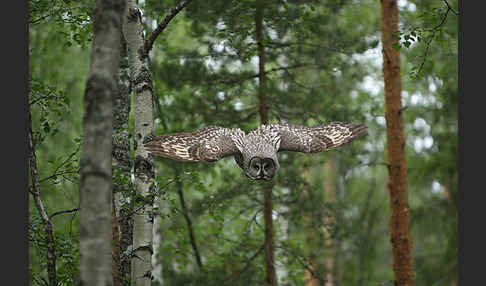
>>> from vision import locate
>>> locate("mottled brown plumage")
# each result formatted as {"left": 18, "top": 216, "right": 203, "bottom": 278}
{"left": 144, "top": 122, "right": 367, "bottom": 180}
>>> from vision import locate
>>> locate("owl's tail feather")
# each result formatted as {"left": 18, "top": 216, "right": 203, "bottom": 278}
{"left": 350, "top": 123, "right": 368, "bottom": 139}
{"left": 339, "top": 123, "right": 368, "bottom": 147}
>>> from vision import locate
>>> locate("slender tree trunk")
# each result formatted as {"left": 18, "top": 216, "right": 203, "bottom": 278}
{"left": 151, "top": 205, "right": 163, "bottom": 284}
{"left": 112, "top": 31, "right": 134, "bottom": 286}
{"left": 142, "top": 15, "right": 165, "bottom": 284}
{"left": 123, "top": 1, "right": 156, "bottom": 285}
{"left": 255, "top": 1, "right": 276, "bottom": 284}
{"left": 301, "top": 166, "right": 319, "bottom": 286}
{"left": 78, "top": 0, "right": 125, "bottom": 285}
{"left": 323, "top": 156, "right": 337, "bottom": 286}
{"left": 302, "top": 156, "right": 338, "bottom": 286}
{"left": 380, "top": 1, "right": 414, "bottom": 285}
{"left": 28, "top": 112, "right": 58, "bottom": 286}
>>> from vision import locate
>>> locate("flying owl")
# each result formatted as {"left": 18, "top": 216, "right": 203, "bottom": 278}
{"left": 143, "top": 122, "right": 367, "bottom": 180}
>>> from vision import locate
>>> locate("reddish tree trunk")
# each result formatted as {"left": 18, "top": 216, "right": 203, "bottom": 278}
{"left": 380, "top": 1, "right": 414, "bottom": 285}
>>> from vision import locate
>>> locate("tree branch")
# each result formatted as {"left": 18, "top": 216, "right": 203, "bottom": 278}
{"left": 416, "top": 1, "right": 457, "bottom": 76}
{"left": 39, "top": 143, "right": 80, "bottom": 183}
{"left": 266, "top": 40, "right": 356, "bottom": 55}
{"left": 28, "top": 111, "right": 58, "bottom": 286}
{"left": 144, "top": 0, "right": 191, "bottom": 53}
{"left": 217, "top": 63, "right": 315, "bottom": 85}
{"left": 441, "top": 0, "right": 458, "bottom": 16}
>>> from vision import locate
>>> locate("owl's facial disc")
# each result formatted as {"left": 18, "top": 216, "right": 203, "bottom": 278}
{"left": 261, "top": 158, "right": 276, "bottom": 179}
{"left": 248, "top": 157, "right": 276, "bottom": 180}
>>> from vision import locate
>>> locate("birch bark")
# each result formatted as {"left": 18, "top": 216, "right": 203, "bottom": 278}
{"left": 123, "top": 1, "right": 155, "bottom": 285}
{"left": 122, "top": 1, "right": 191, "bottom": 284}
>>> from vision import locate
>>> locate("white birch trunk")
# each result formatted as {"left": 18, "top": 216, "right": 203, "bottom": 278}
{"left": 123, "top": 1, "right": 155, "bottom": 285}
{"left": 152, "top": 198, "right": 163, "bottom": 284}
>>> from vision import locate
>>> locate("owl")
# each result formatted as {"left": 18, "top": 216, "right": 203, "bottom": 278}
{"left": 143, "top": 122, "right": 367, "bottom": 180}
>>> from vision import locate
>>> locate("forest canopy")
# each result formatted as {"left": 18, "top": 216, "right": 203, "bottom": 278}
{"left": 28, "top": 0, "right": 458, "bottom": 285}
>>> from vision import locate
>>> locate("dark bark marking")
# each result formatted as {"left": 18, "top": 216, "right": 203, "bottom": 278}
{"left": 134, "top": 155, "right": 155, "bottom": 180}
{"left": 126, "top": 7, "right": 141, "bottom": 22}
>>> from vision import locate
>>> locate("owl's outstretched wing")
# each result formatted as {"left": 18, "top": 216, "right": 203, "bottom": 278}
{"left": 267, "top": 122, "right": 367, "bottom": 153}
{"left": 143, "top": 126, "right": 244, "bottom": 162}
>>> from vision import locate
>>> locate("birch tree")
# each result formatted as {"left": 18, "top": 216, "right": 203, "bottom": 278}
{"left": 78, "top": 0, "right": 126, "bottom": 284}
{"left": 380, "top": 0, "right": 414, "bottom": 285}
{"left": 122, "top": 1, "right": 190, "bottom": 284}
{"left": 123, "top": 2, "right": 156, "bottom": 283}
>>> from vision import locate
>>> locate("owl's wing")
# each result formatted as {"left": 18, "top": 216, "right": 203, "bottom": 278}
{"left": 270, "top": 122, "right": 367, "bottom": 153}
{"left": 143, "top": 126, "right": 244, "bottom": 162}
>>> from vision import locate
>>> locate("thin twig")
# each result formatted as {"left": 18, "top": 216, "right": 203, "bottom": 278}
{"left": 39, "top": 144, "right": 80, "bottom": 183}
{"left": 39, "top": 170, "right": 79, "bottom": 183}
{"left": 49, "top": 208, "right": 80, "bottom": 220}
{"left": 416, "top": 2, "right": 456, "bottom": 75}
{"left": 441, "top": 0, "right": 458, "bottom": 15}
{"left": 218, "top": 63, "right": 318, "bottom": 85}
{"left": 266, "top": 40, "right": 356, "bottom": 55}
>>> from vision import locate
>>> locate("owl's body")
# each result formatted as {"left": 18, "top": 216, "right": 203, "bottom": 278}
{"left": 144, "top": 122, "right": 367, "bottom": 180}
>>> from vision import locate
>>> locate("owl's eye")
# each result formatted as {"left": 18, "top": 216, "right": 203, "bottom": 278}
{"left": 253, "top": 165, "right": 260, "bottom": 171}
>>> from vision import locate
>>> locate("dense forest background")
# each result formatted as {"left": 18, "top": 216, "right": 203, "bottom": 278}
{"left": 28, "top": 0, "right": 458, "bottom": 285}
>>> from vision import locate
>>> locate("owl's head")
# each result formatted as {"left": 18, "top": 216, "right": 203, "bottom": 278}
{"left": 232, "top": 133, "right": 281, "bottom": 180}
{"left": 234, "top": 150, "right": 280, "bottom": 180}
{"left": 245, "top": 156, "right": 279, "bottom": 180}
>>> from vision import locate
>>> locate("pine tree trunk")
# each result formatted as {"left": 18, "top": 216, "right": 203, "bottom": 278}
{"left": 79, "top": 0, "right": 126, "bottom": 285}
{"left": 113, "top": 32, "right": 133, "bottom": 286}
{"left": 123, "top": 1, "right": 156, "bottom": 285}
{"left": 255, "top": 0, "right": 276, "bottom": 285}
{"left": 380, "top": 1, "right": 414, "bottom": 285}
